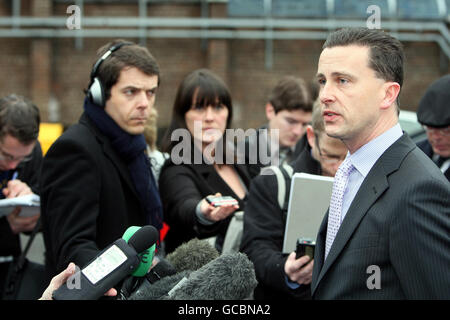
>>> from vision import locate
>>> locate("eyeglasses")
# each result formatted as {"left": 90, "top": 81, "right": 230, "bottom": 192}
{"left": 423, "top": 125, "right": 450, "bottom": 137}
{"left": 0, "top": 145, "right": 33, "bottom": 163}
{"left": 315, "top": 139, "right": 346, "bottom": 165}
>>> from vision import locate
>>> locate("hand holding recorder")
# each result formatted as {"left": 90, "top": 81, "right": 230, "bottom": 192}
{"left": 284, "top": 238, "right": 315, "bottom": 286}
{"left": 52, "top": 225, "right": 158, "bottom": 300}
{"left": 200, "top": 193, "right": 239, "bottom": 222}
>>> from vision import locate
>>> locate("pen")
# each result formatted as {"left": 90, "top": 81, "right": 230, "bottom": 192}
{"left": 11, "top": 171, "right": 18, "bottom": 181}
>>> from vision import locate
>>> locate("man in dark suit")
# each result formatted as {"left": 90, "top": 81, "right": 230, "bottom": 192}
{"left": 416, "top": 74, "right": 450, "bottom": 181}
{"left": 241, "top": 101, "right": 347, "bottom": 300}
{"left": 312, "top": 27, "right": 450, "bottom": 299}
{"left": 41, "top": 40, "right": 163, "bottom": 280}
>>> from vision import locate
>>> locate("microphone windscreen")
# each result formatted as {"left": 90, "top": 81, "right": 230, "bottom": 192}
{"left": 128, "top": 271, "right": 191, "bottom": 300}
{"left": 167, "top": 252, "right": 258, "bottom": 300}
{"left": 128, "top": 225, "right": 159, "bottom": 253}
{"left": 166, "top": 238, "right": 219, "bottom": 272}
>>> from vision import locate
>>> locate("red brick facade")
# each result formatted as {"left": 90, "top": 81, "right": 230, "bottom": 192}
{"left": 0, "top": 1, "right": 448, "bottom": 132}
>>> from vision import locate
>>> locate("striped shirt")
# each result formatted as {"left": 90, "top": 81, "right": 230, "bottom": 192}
{"left": 340, "top": 123, "right": 403, "bottom": 223}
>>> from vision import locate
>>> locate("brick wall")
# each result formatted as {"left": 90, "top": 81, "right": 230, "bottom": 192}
{"left": 0, "top": 1, "right": 448, "bottom": 133}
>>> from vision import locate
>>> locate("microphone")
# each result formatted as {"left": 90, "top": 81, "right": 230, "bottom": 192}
{"left": 118, "top": 256, "right": 178, "bottom": 299}
{"left": 122, "top": 226, "right": 156, "bottom": 277}
{"left": 165, "top": 238, "right": 219, "bottom": 272}
{"left": 52, "top": 225, "right": 159, "bottom": 300}
{"left": 165, "top": 252, "right": 257, "bottom": 300}
{"left": 125, "top": 238, "right": 219, "bottom": 300}
{"left": 128, "top": 270, "right": 191, "bottom": 300}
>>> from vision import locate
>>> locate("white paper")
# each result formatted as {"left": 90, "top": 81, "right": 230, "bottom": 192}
{"left": 82, "top": 244, "right": 128, "bottom": 285}
{"left": 0, "top": 194, "right": 40, "bottom": 218}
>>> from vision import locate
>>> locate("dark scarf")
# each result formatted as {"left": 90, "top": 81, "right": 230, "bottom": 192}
{"left": 83, "top": 98, "right": 163, "bottom": 231}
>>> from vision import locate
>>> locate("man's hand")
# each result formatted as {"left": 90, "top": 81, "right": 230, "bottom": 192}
{"left": 39, "top": 263, "right": 117, "bottom": 300}
{"left": 2, "top": 179, "right": 32, "bottom": 198}
{"left": 284, "top": 252, "right": 314, "bottom": 285}
{"left": 3, "top": 179, "right": 39, "bottom": 233}
{"left": 6, "top": 207, "right": 40, "bottom": 234}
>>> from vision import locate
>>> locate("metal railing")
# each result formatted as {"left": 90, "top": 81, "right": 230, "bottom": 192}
{"left": 1, "top": 0, "right": 448, "bottom": 66}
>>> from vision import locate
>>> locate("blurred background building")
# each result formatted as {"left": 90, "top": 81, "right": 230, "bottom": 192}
{"left": 0, "top": 0, "right": 449, "bottom": 146}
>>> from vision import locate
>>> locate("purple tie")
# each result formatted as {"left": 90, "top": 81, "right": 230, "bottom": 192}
{"left": 325, "top": 157, "right": 354, "bottom": 260}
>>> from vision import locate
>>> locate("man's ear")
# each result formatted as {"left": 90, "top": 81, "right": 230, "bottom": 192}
{"left": 381, "top": 82, "right": 401, "bottom": 110}
{"left": 265, "top": 103, "right": 275, "bottom": 121}
{"left": 305, "top": 125, "right": 316, "bottom": 149}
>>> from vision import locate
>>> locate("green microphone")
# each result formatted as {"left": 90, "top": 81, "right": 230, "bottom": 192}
{"left": 122, "top": 226, "right": 156, "bottom": 277}
{"left": 52, "top": 225, "right": 158, "bottom": 300}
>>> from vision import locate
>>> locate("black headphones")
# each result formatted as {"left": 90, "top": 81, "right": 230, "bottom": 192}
{"left": 86, "top": 42, "right": 131, "bottom": 107}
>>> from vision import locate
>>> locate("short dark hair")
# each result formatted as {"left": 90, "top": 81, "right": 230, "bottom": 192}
{"left": 323, "top": 27, "right": 404, "bottom": 88}
{"left": 162, "top": 68, "right": 233, "bottom": 153}
{"left": 89, "top": 39, "right": 160, "bottom": 102}
{"left": 269, "top": 76, "right": 312, "bottom": 113}
{"left": 0, "top": 94, "right": 40, "bottom": 145}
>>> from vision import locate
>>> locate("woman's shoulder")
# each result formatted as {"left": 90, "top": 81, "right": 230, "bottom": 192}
{"left": 160, "top": 156, "right": 204, "bottom": 178}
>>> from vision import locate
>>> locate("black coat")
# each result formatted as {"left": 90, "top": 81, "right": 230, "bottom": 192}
{"left": 417, "top": 138, "right": 450, "bottom": 181}
{"left": 41, "top": 113, "right": 148, "bottom": 276}
{"left": 0, "top": 142, "right": 43, "bottom": 257}
{"left": 240, "top": 143, "right": 321, "bottom": 300}
{"left": 159, "top": 155, "right": 251, "bottom": 254}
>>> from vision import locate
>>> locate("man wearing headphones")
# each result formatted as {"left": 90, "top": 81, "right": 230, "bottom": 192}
{"left": 41, "top": 40, "right": 163, "bottom": 281}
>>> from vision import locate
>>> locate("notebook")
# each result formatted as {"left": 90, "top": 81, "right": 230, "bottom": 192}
{"left": 282, "top": 172, "right": 333, "bottom": 254}
{"left": 0, "top": 194, "right": 40, "bottom": 218}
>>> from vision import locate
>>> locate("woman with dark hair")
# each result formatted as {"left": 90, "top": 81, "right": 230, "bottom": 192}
{"left": 159, "top": 69, "right": 250, "bottom": 254}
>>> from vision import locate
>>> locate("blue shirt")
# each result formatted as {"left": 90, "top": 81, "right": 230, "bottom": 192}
{"left": 341, "top": 123, "right": 403, "bottom": 222}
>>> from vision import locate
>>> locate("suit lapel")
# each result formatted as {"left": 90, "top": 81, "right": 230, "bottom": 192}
{"left": 311, "top": 210, "right": 328, "bottom": 291}
{"left": 312, "top": 133, "right": 416, "bottom": 294}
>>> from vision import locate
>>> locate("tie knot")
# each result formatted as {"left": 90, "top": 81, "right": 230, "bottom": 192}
{"left": 338, "top": 157, "right": 354, "bottom": 177}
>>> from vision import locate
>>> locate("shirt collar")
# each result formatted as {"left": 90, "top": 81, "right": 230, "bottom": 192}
{"left": 348, "top": 123, "right": 403, "bottom": 178}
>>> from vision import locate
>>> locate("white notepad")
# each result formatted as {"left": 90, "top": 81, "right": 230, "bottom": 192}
{"left": 0, "top": 194, "right": 40, "bottom": 218}
{"left": 282, "top": 173, "right": 333, "bottom": 253}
